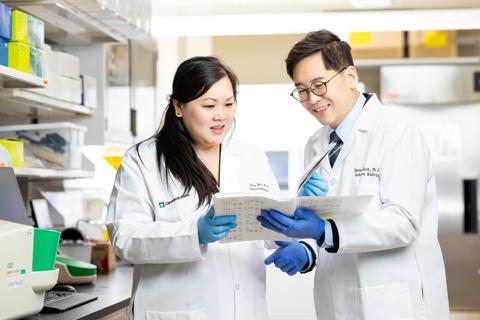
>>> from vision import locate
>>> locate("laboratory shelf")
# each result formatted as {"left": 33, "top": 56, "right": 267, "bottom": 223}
{"left": 0, "top": 89, "right": 94, "bottom": 118}
{"left": 4, "top": 0, "right": 150, "bottom": 45}
{"left": 355, "top": 56, "right": 480, "bottom": 68}
{"left": 14, "top": 167, "right": 94, "bottom": 179}
{"left": 0, "top": 65, "right": 47, "bottom": 89}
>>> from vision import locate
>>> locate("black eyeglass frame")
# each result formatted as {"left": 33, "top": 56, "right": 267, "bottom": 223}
{"left": 290, "top": 67, "right": 347, "bottom": 102}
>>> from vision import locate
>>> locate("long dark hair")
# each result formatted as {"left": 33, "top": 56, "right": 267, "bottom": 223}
{"left": 153, "top": 56, "right": 238, "bottom": 208}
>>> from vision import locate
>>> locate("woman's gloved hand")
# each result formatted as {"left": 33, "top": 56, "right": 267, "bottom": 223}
{"left": 298, "top": 172, "right": 328, "bottom": 197}
{"left": 197, "top": 206, "right": 237, "bottom": 244}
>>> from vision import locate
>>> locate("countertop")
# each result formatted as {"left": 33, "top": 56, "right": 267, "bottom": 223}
{"left": 25, "top": 262, "right": 133, "bottom": 320}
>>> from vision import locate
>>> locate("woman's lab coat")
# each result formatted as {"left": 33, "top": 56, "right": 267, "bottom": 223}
{"left": 305, "top": 94, "right": 449, "bottom": 320}
{"left": 106, "top": 139, "right": 278, "bottom": 320}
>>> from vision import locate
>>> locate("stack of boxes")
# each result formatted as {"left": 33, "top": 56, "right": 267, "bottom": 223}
{"left": 27, "top": 47, "right": 97, "bottom": 109}
{"left": 4, "top": 5, "right": 45, "bottom": 77}
{"left": 350, "top": 31, "right": 458, "bottom": 59}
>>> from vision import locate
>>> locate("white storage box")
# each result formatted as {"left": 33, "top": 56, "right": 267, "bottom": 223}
{"left": 80, "top": 74, "right": 97, "bottom": 109}
{"left": 0, "top": 122, "right": 86, "bottom": 170}
{"left": 50, "top": 50, "right": 80, "bottom": 79}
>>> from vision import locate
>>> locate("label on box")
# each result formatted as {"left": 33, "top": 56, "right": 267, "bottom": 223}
{"left": 423, "top": 31, "right": 448, "bottom": 48}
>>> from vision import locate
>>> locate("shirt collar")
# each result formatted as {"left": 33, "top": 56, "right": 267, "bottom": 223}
{"left": 330, "top": 93, "right": 366, "bottom": 142}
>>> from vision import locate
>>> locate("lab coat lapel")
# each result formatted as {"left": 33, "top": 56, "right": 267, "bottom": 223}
{"left": 309, "top": 128, "right": 332, "bottom": 175}
{"left": 219, "top": 140, "right": 245, "bottom": 192}
{"left": 331, "top": 94, "right": 382, "bottom": 170}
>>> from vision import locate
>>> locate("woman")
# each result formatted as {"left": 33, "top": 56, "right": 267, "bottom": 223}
{"left": 106, "top": 56, "right": 279, "bottom": 320}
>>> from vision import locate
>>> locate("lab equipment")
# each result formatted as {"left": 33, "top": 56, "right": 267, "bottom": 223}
{"left": 197, "top": 206, "right": 236, "bottom": 244}
{"left": 43, "top": 285, "right": 97, "bottom": 312}
{"left": 258, "top": 208, "right": 326, "bottom": 239}
{"left": 0, "top": 221, "right": 60, "bottom": 319}
{"left": 55, "top": 256, "right": 97, "bottom": 285}
{"left": 264, "top": 241, "right": 309, "bottom": 276}
{"left": 380, "top": 65, "right": 480, "bottom": 310}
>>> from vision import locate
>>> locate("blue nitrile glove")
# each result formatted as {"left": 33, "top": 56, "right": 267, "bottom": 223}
{"left": 265, "top": 241, "right": 309, "bottom": 276}
{"left": 257, "top": 207, "right": 325, "bottom": 239}
{"left": 298, "top": 172, "right": 328, "bottom": 196}
{"left": 198, "top": 206, "right": 237, "bottom": 244}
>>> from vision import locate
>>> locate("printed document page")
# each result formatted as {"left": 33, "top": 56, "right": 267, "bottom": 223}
{"left": 214, "top": 193, "right": 295, "bottom": 243}
{"left": 214, "top": 193, "right": 373, "bottom": 243}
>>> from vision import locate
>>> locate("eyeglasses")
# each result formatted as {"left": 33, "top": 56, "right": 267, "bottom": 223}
{"left": 290, "top": 67, "right": 347, "bottom": 102}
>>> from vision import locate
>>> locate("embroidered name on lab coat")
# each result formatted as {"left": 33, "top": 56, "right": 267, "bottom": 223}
{"left": 249, "top": 183, "right": 269, "bottom": 192}
{"left": 354, "top": 167, "right": 380, "bottom": 178}
{"left": 159, "top": 193, "right": 190, "bottom": 208}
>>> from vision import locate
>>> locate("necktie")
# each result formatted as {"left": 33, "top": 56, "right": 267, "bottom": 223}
{"left": 328, "top": 131, "right": 343, "bottom": 168}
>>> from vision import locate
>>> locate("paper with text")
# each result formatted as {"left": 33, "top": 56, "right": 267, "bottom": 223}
{"left": 214, "top": 193, "right": 372, "bottom": 243}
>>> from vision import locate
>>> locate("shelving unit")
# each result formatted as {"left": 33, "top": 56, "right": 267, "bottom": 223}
{"left": 14, "top": 167, "right": 94, "bottom": 179}
{"left": 0, "top": 0, "right": 152, "bottom": 180}
{"left": 355, "top": 56, "right": 480, "bottom": 68}
{"left": 0, "top": 65, "right": 47, "bottom": 88}
{"left": 0, "top": 89, "right": 94, "bottom": 118}
{"left": 4, "top": 0, "right": 150, "bottom": 45}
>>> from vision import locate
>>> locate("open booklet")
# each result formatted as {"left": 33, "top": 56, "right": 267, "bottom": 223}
{"left": 214, "top": 193, "right": 373, "bottom": 243}
{"left": 213, "top": 143, "right": 373, "bottom": 243}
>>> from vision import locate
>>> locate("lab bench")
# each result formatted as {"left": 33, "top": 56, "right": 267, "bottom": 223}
{"left": 25, "top": 262, "right": 133, "bottom": 320}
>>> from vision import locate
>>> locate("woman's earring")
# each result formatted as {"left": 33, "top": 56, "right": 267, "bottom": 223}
{"left": 176, "top": 113, "right": 181, "bottom": 117}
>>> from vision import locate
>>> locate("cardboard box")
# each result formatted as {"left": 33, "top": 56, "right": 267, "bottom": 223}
{"left": 408, "top": 30, "right": 457, "bottom": 58}
{"left": 91, "top": 240, "right": 116, "bottom": 274}
{"left": 350, "top": 31, "right": 405, "bottom": 59}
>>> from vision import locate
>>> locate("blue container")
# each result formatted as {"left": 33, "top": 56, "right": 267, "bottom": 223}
{"left": 0, "top": 38, "right": 7, "bottom": 66}
{"left": 0, "top": 2, "right": 11, "bottom": 40}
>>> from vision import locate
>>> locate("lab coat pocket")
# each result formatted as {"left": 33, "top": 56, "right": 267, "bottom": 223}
{"left": 145, "top": 309, "right": 208, "bottom": 320}
{"left": 355, "top": 282, "right": 414, "bottom": 320}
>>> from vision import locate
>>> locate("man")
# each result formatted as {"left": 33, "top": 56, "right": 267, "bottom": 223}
{"left": 257, "top": 30, "right": 449, "bottom": 320}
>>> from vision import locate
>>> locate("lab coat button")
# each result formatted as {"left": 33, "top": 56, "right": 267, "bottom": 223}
{"left": 235, "top": 284, "right": 240, "bottom": 290}
{"left": 330, "top": 179, "right": 336, "bottom": 185}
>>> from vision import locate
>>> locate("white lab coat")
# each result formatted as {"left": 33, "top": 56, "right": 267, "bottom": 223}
{"left": 106, "top": 138, "right": 279, "bottom": 320}
{"left": 305, "top": 94, "right": 449, "bottom": 320}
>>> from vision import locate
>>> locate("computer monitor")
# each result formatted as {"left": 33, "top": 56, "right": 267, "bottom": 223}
{"left": 0, "top": 167, "right": 31, "bottom": 225}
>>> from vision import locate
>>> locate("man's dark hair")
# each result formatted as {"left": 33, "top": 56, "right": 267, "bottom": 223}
{"left": 286, "top": 29, "right": 354, "bottom": 79}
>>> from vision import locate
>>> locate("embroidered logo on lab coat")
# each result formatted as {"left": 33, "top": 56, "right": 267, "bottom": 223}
{"left": 248, "top": 183, "right": 269, "bottom": 192}
{"left": 354, "top": 167, "right": 380, "bottom": 178}
{"left": 159, "top": 193, "right": 190, "bottom": 208}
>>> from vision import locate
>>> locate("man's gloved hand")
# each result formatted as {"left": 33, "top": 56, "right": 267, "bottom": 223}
{"left": 257, "top": 207, "right": 325, "bottom": 239}
{"left": 198, "top": 206, "right": 236, "bottom": 244}
{"left": 298, "top": 172, "right": 328, "bottom": 197}
{"left": 265, "top": 241, "right": 309, "bottom": 276}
